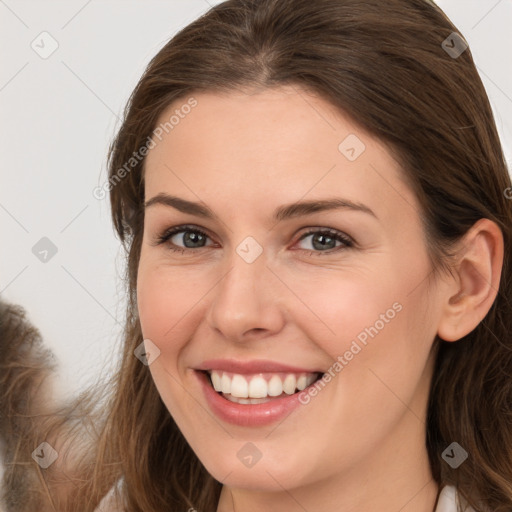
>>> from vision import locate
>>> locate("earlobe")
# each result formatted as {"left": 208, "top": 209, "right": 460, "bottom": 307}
{"left": 437, "top": 218, "right": 504, "bottom": 342}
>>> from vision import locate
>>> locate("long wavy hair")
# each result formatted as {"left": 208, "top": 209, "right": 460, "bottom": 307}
{"left": 1, "top": 0, "right": 512, "bottom": 510}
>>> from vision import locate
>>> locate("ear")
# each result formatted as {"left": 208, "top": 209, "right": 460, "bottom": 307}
{"left": 437, "top": 218, "right": 504, "bottom": 342}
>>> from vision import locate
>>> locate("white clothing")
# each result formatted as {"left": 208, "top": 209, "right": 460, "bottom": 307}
{"left": 436, "top": 485, "right": 476, "bottom": 512}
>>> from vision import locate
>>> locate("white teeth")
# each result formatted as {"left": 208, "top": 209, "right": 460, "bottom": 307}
{"left": 211, "top": 371, "right": 222, "bottom": 392}
{"left": 230, "top": 374, "right": 249, "bottom": 398}
{"left": 283, "top": 374, "right": 297, "bottom": 395}
{"left": 221, "top": 373, "right": 231, "bottom": 394}
{"left": 248, "top": 376, "right": 268, "bottom": 398}
{"left": 224, "top": 394, "right": 273, "bottom": 405}
{"left": 297, "top": 375, "right": 308, "bottom": 391}
{"left": 267, "top": 375, "right": 283, "bottom": 396}
{"left": 208, "top": 370, "right": 319, "bottom": 399}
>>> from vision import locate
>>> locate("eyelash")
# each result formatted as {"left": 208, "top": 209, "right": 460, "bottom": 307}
{"left": 153, "top": 224, "right": 354, "bottom": 257}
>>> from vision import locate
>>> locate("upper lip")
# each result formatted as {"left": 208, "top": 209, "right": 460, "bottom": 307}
{"left": 195, "top": 358, "right": 324, "bottom": 375}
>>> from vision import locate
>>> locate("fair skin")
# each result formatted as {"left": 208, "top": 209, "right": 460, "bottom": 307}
{"left": 136, "top": 85, "right": 503, "bottom": 512}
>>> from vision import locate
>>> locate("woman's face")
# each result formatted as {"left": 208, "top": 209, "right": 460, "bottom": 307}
{"left": 137, "top": 86, "right": 447, "bottom": 496}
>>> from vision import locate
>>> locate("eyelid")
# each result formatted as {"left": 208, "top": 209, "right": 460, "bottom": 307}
{"left": 151, "top": 224, "right": 214, "bottom": 247}
{"left": 296, "top": 227, "right": 353, "bottom": 244}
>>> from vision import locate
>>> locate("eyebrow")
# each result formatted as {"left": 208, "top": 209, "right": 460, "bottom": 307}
{"left": 144, "top": 193, "right": 377, "bottom": 222}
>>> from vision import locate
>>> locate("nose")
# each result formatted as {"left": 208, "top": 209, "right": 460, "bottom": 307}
{"left": 206, "top": 242, "right": 285, "bottom": 343}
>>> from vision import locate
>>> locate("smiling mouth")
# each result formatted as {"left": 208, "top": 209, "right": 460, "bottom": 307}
{"left": 200, "top": 369, "right": 324, "bottom": 404}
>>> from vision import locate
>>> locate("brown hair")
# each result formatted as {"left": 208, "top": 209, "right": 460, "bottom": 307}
{"left": 2, "top": 0, "right": 511, "bottom": 510}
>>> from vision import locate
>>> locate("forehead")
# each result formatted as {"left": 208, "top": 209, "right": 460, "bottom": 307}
{"left": 146, "top": 86, "right": 372, "bottom": 170}
{"left": 143, "top": 86, "right": 417, "bottom": 223}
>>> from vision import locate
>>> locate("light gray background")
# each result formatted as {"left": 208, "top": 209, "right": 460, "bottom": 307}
{"left": 0, "top": 0, "right": 511, "bottom": 403}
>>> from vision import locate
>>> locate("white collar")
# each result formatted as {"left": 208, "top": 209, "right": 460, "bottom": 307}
{"left": 436, "top": 485, "right": 476, "bottom": 512}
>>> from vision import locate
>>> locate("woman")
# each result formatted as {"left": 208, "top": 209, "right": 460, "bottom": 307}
{"left": 2, "top": 0, "right": 511, "bottom": 511}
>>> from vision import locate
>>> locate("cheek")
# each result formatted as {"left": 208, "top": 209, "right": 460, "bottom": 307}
{"left": 136, "top": 264, "right": 196, "bottom": 416}
{"left": 137, "top": 272, "right": 170, "bottom": 341}
{"left": 137, "top": 261, "right": 199, "bottom": 345}
{"left": 282, "top": 264, "right": 402, "bottom": 358}
{"left": 291, "top": 250, "right": 434, "bottom": 408}
{"left": 136, "top": 261, "right": 213, "bottom": 408}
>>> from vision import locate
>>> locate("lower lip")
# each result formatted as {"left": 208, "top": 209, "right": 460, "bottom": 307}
{"left": 195, "top": 370, "right": 312, "bottom": 427}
